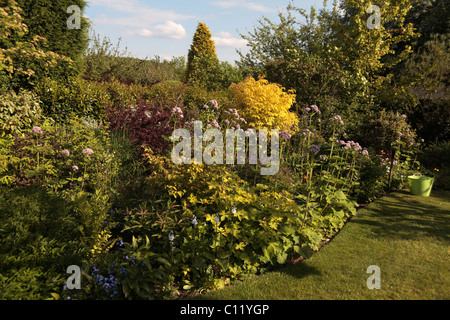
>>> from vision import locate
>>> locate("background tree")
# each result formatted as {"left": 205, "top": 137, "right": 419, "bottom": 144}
{"left": 404, "top": 0, "right": 449, "bottom": 51}
{"left": 237, "top": 0, "right": 418, "bottom": 135}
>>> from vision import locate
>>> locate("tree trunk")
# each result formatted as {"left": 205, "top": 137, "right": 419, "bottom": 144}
{"left": 388, "top": 149, "right": 396, "bottom": 192}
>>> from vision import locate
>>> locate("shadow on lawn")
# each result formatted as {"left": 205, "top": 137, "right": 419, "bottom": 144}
{"left": 277, "top": 261, "right": 322, "bottom": 280}
{"left": 351, "top": 189, "right": 450, "bottom": 242}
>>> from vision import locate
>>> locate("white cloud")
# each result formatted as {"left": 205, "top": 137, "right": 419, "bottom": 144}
{"left": 134, "top": 21, "right": 187, "bottom": 39}
{"left": 212, "top": 0, "right": 275, "bottom": 12}
{"left": 212, "top": 32, "right": 248, "bottom": 48}
{"left": 89, "top": 0, "right": 194, "bottom": 35}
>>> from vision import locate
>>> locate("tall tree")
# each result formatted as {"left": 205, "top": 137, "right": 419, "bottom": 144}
{"left": 405, "top": 0, "right": 450, "bottom": 50}
{"left": 15, "top": 0, "right": 90, "bottom": 65}
{"left": 185, "top": 22, "right": 218, "bottom": 83}
{"left": 0, "top": 0, "right": 75, "bottom": 92}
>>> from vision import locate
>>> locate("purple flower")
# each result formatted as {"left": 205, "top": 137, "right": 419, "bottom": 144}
{"left": 212, "top": 119, "right": 220, "bottom": 129}
{"left": 32, "top": 126, "right": 43, "bottom": 134}
{"left": 72, "top": 165, "right": 79, "bottom": 171}
{"left": 362, "top": 150, "right": 369, "bottom": 156}
{"left": 280, "top": 131, "right": 292, "bottom": 141}
{"left": 61, "top": 150, "right": 70, "bottom": 157}
{"left": 304, "top": 107, "right": 311, "bottom": 112}
{"left": 225, "top": 119, "right": 230, "bottom": 124}
{"left": 82, "top": 148, "right": 94, "bottom": 155}
{"left": 204, "top": 105, "right": 209, "bottom": 110}
{"left": 401, "top": 114, "right": 407, "bottom": 119}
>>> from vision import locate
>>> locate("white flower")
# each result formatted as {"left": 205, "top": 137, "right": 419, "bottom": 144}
{"left": 191, "top": 215, "right": 198, "bottom": 226}
{"left": 168, "top": 230, "right": 174, "bottom": 242}
{"left": 231, "top": 206, "right": 237, "bottom": 215}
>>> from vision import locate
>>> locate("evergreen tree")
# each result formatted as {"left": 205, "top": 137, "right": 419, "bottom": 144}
{"left": 15, "top": 0, "right": 90, "bottom": 65}
{"left": 185, "top": 22, "right": 218, "bottom": 82}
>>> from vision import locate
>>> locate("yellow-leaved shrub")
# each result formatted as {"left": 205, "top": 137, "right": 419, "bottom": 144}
{"left": 229, "top": 76, "right": 299, "bottom": 134}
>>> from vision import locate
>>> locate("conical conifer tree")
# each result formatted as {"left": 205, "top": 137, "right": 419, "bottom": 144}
{"left": 185, "top": 22, "right": 218, "bottom": 82}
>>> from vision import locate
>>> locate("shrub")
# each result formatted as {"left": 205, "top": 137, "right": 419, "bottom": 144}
{"left": 106, "top": 99, "right": 182, "bottom": 155}
{"left": 188, "top": 54, "right": 244, "bottom": 91}
{"left": 0, "top": 90, "right": 43, "bottom": 138}
{"left": 229, "top": 76, "right": 299, "bottom": 134}
{"left": 354, "top": 110, "right": 419, "bottom": 190}
{"left": 146, "top": 80, "right": 187, "bottom": 105}
{"left": 419, "top": 140, "right": 450, "bottom": 190}
{"left": 0, "top": 117, "right": 120, "bottom": 299}
{"left": 354, "top": 153, "right": 388, "bottom": 203}
{"left": 0, "top": 185, "right": 85, "bottom": 299}
{"left": 34, "top": 76, "right": 149, "bottom": 122}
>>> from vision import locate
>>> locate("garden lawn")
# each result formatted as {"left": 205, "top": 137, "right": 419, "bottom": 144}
{"left": 196, "top": 189, "right": 450, "bottom": 300}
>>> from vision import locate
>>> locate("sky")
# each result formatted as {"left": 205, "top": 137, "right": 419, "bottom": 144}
{"left": 84, "top": 0, "right": 331, "bottom": 64}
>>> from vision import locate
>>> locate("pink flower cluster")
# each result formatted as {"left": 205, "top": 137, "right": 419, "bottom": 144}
{"left": 82, "top": 148, "right": 94, "bottom": 155}
{"left": 207, "top": 119, "right": 221, "bottom": 129}
{"left": 338, "top": 140, "right": 362, "bottom": 151}
{"left": 61, "top": 150, "right": 70, "bottom": 157}
{"left": 305, "top": 105, "right": 321, "bottom": 114}
{"left": 223, "top": 108, "right": 247, "bottom": 129}
{"left": 32, "top": 126, "right": 43, "bottom": 134}
{"left": 209, "top": 100, "right": 219, "bottom": 110}
{"left": 204, "top": 100, "right": 219, "bottom": 111}
{"left": 172, "top": 107, "right": 184, "bottom": 118}
{"left": 331, "top": 115, "right": 344, "bottom": 125}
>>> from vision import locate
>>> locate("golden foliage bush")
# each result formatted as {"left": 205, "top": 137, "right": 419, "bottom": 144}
{"left": 229, "top": 76, "right": 298, "bottom": 134}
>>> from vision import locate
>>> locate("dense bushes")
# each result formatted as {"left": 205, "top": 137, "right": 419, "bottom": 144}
{"left": 106, "top": 99, "right": 183, "bottom": 155}
{"left": 82, "top": 33, "right": 186, "bottom": 85}
{"left": 419, "top": 141, "right": 450, "bottom": 190}
{"left": 0, "top": 90, "right": 43, "bottom": 137}
{"left": 0, "top": 118, "right": 119, "bottom": 299}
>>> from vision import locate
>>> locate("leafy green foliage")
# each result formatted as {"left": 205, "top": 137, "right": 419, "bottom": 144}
{"left": 188, "top": 54, "right": 243, "bottom": 91}
{"left": 0, "top": 90, "right": 43, "bottom": 137}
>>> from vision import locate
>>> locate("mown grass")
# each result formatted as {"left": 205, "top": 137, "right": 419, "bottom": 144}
{"left": 194, "top": 189, "right": 450, "bottom": 300}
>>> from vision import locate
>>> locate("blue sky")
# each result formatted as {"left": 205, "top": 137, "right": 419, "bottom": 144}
{"left": 84, "top": 0, "right": 330, "bottom": 63}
